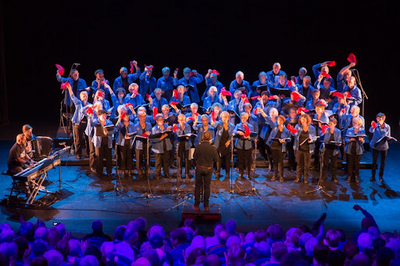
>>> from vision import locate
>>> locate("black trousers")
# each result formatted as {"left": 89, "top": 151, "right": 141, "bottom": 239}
{"left": 347, "top": 153, "right": 362, "bottom": 178}
{"left": 73, "top": 123, "right": 87, "bottom": 156}
{"left": 95, "top": 139, "right": 112, "bottom": 175}
{"left": 271, "top": 148, "right": 284, "bottom": 177}
{"left": 237, "top": 148, "right": 252, "bottom": 176}
{"left": 322, "top": 149, "right": 338, "bottom": 179}
{"left": 177, "top": 142, "right": 189, "bottom": 177}
{"left": 136, "top": 145, "right": 148, "bottom": 176}
{"left": 195, "top": 167, "right": 213, "bottom": 207}
{"left": 296, "top": 150, "right": 311, "bottom": 180}
{"left": 287, "top": 140, "right": 296, "bottom": 169}
{"left": 88, "top": 136, "right": 96, "bottom": 170}
{"left": 155, "top": 152, "right": 170, "bottom": 177}
{"left": 119, "top": 143, "right": 132, "bottom": 171}
{"left": 216, "top": 150, "right": 231, "bottom": 177}
{"left": 372, "top": 149, "right": 387, "bottom": 177}
{"left": 313, "top": 140, "right": 322, "bottom": 167}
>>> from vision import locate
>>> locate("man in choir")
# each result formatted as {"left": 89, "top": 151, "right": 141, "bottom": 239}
{"left": 227, "top": 90, "right": 244, "bottom": 124}
{"left": 296, "top": 67, "right": 307, "bottom": 86}
{"left": 149, "top": 88, "right": 168, "bottom": 113}
{"left": 369, "top": 113, "right": 391, "bottom": 183}
{"left": 214, "top": 111, "right": 235, "bottom": 179}
{"left": 134, "top": 111, "right": 152, "bottom": 179}
{"left": 108, "top": 87, "right": 127, "bottom": 120}
{"left": 266, "top": 63, "right": 287, "bottom": 87}
{"left": 203, "top": 69, "right": 224, "bottom": 101}
{"left": 311, "top": 100, "right": 330, "bottom": 170}
{"left": 91, "top": 69, "right": 110, "bottom": 99}
{"left": 56, "top": 68, "right": 87, "bottom": 106}
{"left": 332, "top": 92, "right": 351, "bottom": 130}
{"left": 345, "top": 77, "right": 362, "bottom": 107}
{"left": 67, "top": 83, "right": 91, "bottom": 159}
{"left": 233, "top": 113, "right": 256, "bottom": 179}
{"left": 161, "top": 104, "right": 177, "bottom": 126}
{"left": 139, "top": 65, "right": 157, "bottom": 98}
{"left": 176, "top": 67, "right": 204, "bottom": 103}
{"left": 125, "top": 83, "right": 145, "bottom": 109}
{"left": 344, "top": 105, "right": 365, "bottom": 130}
{"left": 193, "top": 114, "right": 215, "bottom": 146}
{"left": 113, "top": 61, "right": 141, "bottom": 92}
{"left": 229, "top": 71, "right": 251, "bottom": 95}
{"left": 312, "top": 61, "right": 335, "bottom": 88}
{"left": 151, "top": 114, "right": 172, "bottom": 179}
{"left": 174, "top": 114, "right": 192, "bottom": 179}
{"left": 305, "top": 89, "right": 322, "bottom": 111}
{"left": 115, "top": 111, "right": 135, "bottom": 177}
{"left": 84, "top": 103, "right": 100, "bottom": 173}
{"left": 157, "top": 67, "right": 176, "bottom": 101}
{"left": 297, "top": 76, "right": 314, "bottom": 101}
{"left": 337, "top": 61, "right": 356, "bottom": 93}
{"left": 93, "top": 109, "right": 114, "bottom": 178}
{"left": 170, "top": 86, "right": 191, "bottom": 113}
{"left": 315, "top": 77, "right": 336, "bottom": 110}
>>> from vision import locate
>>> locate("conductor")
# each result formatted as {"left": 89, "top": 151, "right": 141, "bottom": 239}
{"left": 193, "top": 131, "right": 218, "bottom": 211}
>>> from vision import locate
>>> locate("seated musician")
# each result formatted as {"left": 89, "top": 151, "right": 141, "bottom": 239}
{"left": 151, "top": 114, "right": 172, "bottom": 179}
{"left": 214, "top": 111, "right": 235, "bottom": 179}
{"left": 92, "top": 109, "right": 114, "bottom": 178}
{"left": 134, "top": 111, "right": 152, "bottom": 179}
{"left": 203, "top": 86, "right": 221, "bottom": 111}
{"left": 176, "top": 67, "right": 204, "bottom": 103}
{"left": 174, "top": 114, "right": 192, "bottom": 179}
{"left": 193, "top": 114, "right": 215, "bottom": 146}
{"left": 125, "top": 83, "right": 145, "bottom": 109}
{"left": 91, "top": 69, "right": 110, "bottom": 99}
{"left": 266, "top": 115, "right": 290, "bottom": 182}
{"left": 115, "top": 111, "right": 135, "bottom": 177}
{"left": 202, "top": 70, "right": 224, "bottom": 101}
{"left": 112, "top": 62, "right": 141, "bottom": 92}
{"left": 228, "top": 71, "right": 251, "bottom": 95}
{"left": 22, "top": 124, "right": 37, "bottom": 160}
{"left": 345, "top": 117, "right": 365, "bottom": 183}
{"left": 7, "top": 134, "right": 35, "bottom": 197}
{"left": 233, "top": 113, "right": 256, "bottom": 179}
{"left": 320, "top": 118, "right": 342, "bottom": 183}
{"left": 149, "top": 88, "right": 168, "bottom": 114}
{"left": 66, "top": 83, "right": 91, "bottom": 159}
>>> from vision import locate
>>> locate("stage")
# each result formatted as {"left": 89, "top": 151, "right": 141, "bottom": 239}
{"left": 1, "top": 137, "right": 400, "bottom": 238}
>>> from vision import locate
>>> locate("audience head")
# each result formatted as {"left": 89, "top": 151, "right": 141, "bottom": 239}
{"left": 43, "top": 249, "right": 63, "bottom": 266}
{"left": 79, "top": 255, "right": 99, "bottom": 266}
{"left": 358, "top": 233, "right": 373, "bottom": 252}
{"left": 324, "top": 229, "right": 341, "bottom": 249}
{"left": 343, "top": 241, "right": 359, "bottom": 260}
{"left": 313, "top": 243, "right": 330, "bottom": 266}
{"left": 114, "top": 225, "right": 127, "bottom": 242}
{"left": 32, "top": 239, "right": 49, "bottom": 257}
{"left": 133, "top": 257, "right": 152, "bottom": 266}
{"left": 140, "top": 249, "right": 160, "bottom": 266}
{"left": 204, "top": 254, "right": 221, "bottom": 266}
{"left": 350, "top": 253, "right": 372, "bottom": 266}
{"left": 267, "top": 224, "right": 285, "bottom": 242}
{"left": 170, "top": 228, "right": 187, "bottom": 248}
{"left": 377, "top": 247, "right": 395, "bottom": 266}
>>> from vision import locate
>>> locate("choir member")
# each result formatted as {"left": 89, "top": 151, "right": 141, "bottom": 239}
{"left": 258, "top": 107, "right": 279, "bottom": 171}
{"left": 214, "top": 111, "right": 235, "bottom": 179}
{"left": 139, "top": 65, "right": 157, "bottom": 98}
{"left": 281, "top": 91, "right": 306, "bottom": 115}
{"left": 332, "top": 92, "right": 351, "bottom": 130}
{"left": 125, "top": 83, "right": 145, "bottom": 115}
{"left": 305, "top": 89, "right": 322, "bottom": 111}
{"left": 202, "top": 69, "right": 224, "bottom": 101}
{"left": 170, "top": 85, "right": 191, "bottom": 112}
{"left": 161, "top": 104, "right": 177, "bottom": 126}
{"left": 296, "top": 67, "right": 307, "bottom": 86}
{"left": 134, "top": 111, "right": 152, "bottom": 179}
{"left": 67, "top": 83, "right": 91, "bottom": 159}
{"left": 312, "top": 61, "right": 335, "bottom": 88}
{"left": 320, "top": 118, "right": 342, "bottom": 183}
{"left": 91, "top": 69, "right": 110, "bottom": 99}
{"left": 115, "top": 111, "right": 135, "bottom": 177}
{"left": 93, "top": 89, "right": 111, "bottom": 111}
{"left": 157, "top": 67, "right": 176, "bottom": 102}
{"left": 250, "top": 71, "right": 268, "bottom": 106}
{"left": 284, "top": 108, "right": 298, "bottom": 171}
{"left": 369, "top": 113, "right": 391, "bottom": 183}
{"left": 203, "top": 86, "right": 221, "bottom": 111}
{"left": 228, "top": 71, "right": 251, "bottom": 95}
{"left": 227, "top": 90, "right": 244, "bottom": 124}
{"left": 174, "top": 114, "right": 192, "bottom": 179}
{"left": 345, "top": 117, "right": 365, "bottom": 183}
{"left": 289, "top": 113, "right": 317, "bottom": 184}
{"left": 337, "top": 61, "right": 356, "bottom": 93}
{"left": 234, "top": 113, "right": 256, "bottom": 179}
{"left": 315, "top": 77, "right": 336, "bottom": 110}
{"left": 56, "top": 68, "right": 87, "bottom": 106}
{"left": 83, "top": 103, "right": 100, "bottom": 173}
{"left": 149, "top": 88, "right": 168, "bottom": 112}
{"left": 93, "top": 109, "right": 114, "bottom": 178}
{"left": 185, "top": 103, "right": 200, "bottom": 123}
{"left": 266, "top": 63, "right": 287, "bottom": 87}
{"left": 297, "top": 76, "right": 314, "bottom": 101}
{"left": 209, "top": 103, "right": 223, "bottom": 127}
{"left": 243, "top": 103, "right": 258, "bottom": 134}
{"left": 344, "top": 105, "right": 365, "bottom": 130}
{"left": 345, "top": 77, "right": 362, "bottom": 107}
{"left": 151, "top": 114, "right": 172, "bottom": 179}
{"left": 113, "top": 61, "right": 141, "bottom": 92}
{"left": 176, "top": 67, "right": 204, "bottom": 103}
{"left": 193, "top": 114, "right": 215, "bottom": 146}
{"left": 109, "top": 87, "right": 127, "bottom": 120}
{"left": 311, "top": 100, "right": 330, "bottom": 170}
{"left": 266, "top": 115, "right": 290, "bottom": 182}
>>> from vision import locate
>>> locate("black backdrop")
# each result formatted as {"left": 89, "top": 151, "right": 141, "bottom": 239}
{"left": 1, "top": 0, "right": 398, "bottom": 135}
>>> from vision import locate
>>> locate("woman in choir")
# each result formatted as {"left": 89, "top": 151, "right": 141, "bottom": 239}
{"left": 320, "top": 118, "right": 342, "bottom": 183}
{"left": 174, "top": 114, "right": 192, "bottom": 179}
{"left": 115, "top": 111, "right": 135, "bottom": 177}
{"left": 214, "top": 111, "right": 235, "bottom": 179}
{"left": 345, "top": 117, "right": 365, "bottom": 183}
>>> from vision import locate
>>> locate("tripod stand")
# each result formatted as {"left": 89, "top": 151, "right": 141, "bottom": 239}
{"left": 57, "top": 143, "right": 74, "bottom": 189}
{"left": 227, "top": 135, "right": 241, "bottom": 202}
{"left": 306, "top": 145, "right": 332, "bottom": 197}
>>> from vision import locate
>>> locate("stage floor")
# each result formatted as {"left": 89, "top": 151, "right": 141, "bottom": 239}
{"left": 1, "top": 140, "right": 400, "bottom": 239}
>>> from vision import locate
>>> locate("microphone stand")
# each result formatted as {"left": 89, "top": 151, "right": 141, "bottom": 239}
{"left": 351, "top": 69, "right": 368, "bottom": 117}
{"left": 227, "top": 134, "right": 240, "bottom": 202}
{"left": 306, "top": 144, "right": 332, "bottom": 198}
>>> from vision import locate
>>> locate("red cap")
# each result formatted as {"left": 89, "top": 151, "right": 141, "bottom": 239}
{"left": 287, "top": 124, "right": 298, "bottom": 134}
{"left": 86, "top": 107, "right": 94, "bottom": 115}
{"left": 97, "top": 90, "right": 105, "bottom": 98}
{"left": 60, "top": 82, "right": 69, "bottom": 89}
{"left": 221, "top": 87, "right": 232, "bottom": 97}
{"left": 190, "top": 71, "right": 196, "bottom": 77}
{"left": 170, "top": 101, "right": 179, "bottom": 106}
{"left": 130, "top": 61, "right": 134, "bottom": 74}
{"left": 327, "top": 61, "right": 336, "bottom": 67}
{"left": 321, "top": 124, "right": 329, "bottom": 134}
{"left": 125, "top": 103, "right": 133, "bottom": 108}
{"left": 291, "top": 91, "right": 300, "bottom": 102}
{"left": 211, "top": 69, "right": 220, "bottom": 75}
{"left": 244, "top": 125, "right": 250, "bottom": 137}
{"left": 347, "top": 53, "right": 357, "bottom": 64}
{"left": 250, "top": 96, "right": 260, "bottom": 100}
{"left": 55, "top": 64, "right": 65, "bottom": 76}
{"left": 173, "top": 89, "right": 179, "bottom": 99}
{"left": 321, "top": 72, "right": 331, "bottom": 79}
{"left": 297, "top": 107, "right": 309, "bottom": 115}
{"left": 153, "top": 107, "right": 158, "bottom": 120}
{"left": 332, "top": 92, "right": 345, "bottom": 99}
{"left": 145, "top": 64, "right": 154, "bottom": 70}
{"left": 173, "top": 124, "right": 178, "bottom": 133}
{"left": 287, "top": 80, "right": 293, "bottom": 87}
{"left": 211, "top": 111, "right": 216, "bottom": 122}
{"left": 371, "top": 121, "right": 377, "bottom": 129}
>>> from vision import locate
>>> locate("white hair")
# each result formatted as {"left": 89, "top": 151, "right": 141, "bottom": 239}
{"left": 236, "top": 71, "right": 244, "bottom": 78}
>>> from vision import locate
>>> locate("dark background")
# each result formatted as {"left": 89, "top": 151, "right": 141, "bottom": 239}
{"left": 0, "top": 0, "right": 398, "bottom": 137}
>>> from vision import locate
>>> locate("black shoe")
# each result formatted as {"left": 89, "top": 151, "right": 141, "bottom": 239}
{"left": 304, "top": 179, "right": 309, "bottom": 184}
{"left": 346, "top": 177, "right": 351, "bottom": 183}
{"left": 271, "top": 176, "right": 277, "bottom": 182}
{"left": 294, "top": 178, "right": 300, "bottom": 183}
{"left": 333, "top": 177, "right": 339, "bottom": 183}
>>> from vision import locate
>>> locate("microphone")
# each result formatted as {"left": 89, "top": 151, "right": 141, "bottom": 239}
{"left": 74, "top": 63, "right": 81, "bottom": 66}
{"left": 350, "top": 68, "right": 357, "bottom": 71}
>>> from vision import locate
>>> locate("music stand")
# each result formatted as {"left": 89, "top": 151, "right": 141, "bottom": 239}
{"left": 306, "top": 144, "right": 332, "bottom": 197}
